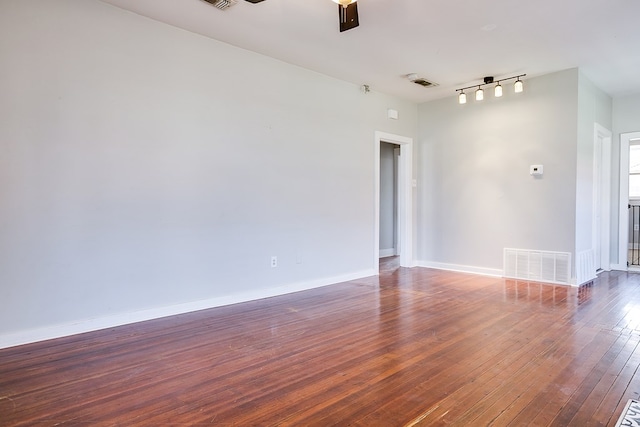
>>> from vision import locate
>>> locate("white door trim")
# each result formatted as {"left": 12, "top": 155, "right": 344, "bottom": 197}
{"left": 374, "top": 131, "right": 413, "bottom": 273}
{"left": 617, "top": 131, "right": 640, "bottom": 269}
{"left": 593, "top": 123, "right": 612, "bottom": 271}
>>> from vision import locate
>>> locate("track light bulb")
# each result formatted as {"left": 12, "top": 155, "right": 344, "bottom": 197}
{"left": 514, "top": 78, "right": 523, "bottom": 93}
{"left": 459, "top": 91, "right": 467, "bottom": 104}
{"left": 475, "top": 87, "right": 484, "bottom": 101}
{"left": 494, "top": 83, "right": 503, "bottom": 97}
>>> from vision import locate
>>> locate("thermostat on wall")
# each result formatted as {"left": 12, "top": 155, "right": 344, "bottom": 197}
{"left": 530, "top": 165, "right": 544, "bottom": 176}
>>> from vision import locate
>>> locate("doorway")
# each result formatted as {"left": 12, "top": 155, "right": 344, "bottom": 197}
{"left": 618, "top": 131, "right": 640, "bottom": 270}
{"left": 379, "top": 142, "right": 399, "bottom": 259}
{"left": 374, "top": 131, "right": 413, "bottom": 274}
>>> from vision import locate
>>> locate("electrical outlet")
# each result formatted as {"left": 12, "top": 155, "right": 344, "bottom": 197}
{"left": 271, "top": 256, "right": 277, "bottom": 268}
{"left": 635, "top": 225, "right": 639, "bottom": 231}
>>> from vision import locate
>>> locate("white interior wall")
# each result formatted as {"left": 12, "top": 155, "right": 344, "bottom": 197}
{"left": 416, "top": 69, "right": 580, "bottom": 274}
{"left": 2, "top": 0, "right": 629, "bottom": 347}
{"left": 0, "top": 0, "right": 418, "bottom": 345}
{"left": 574, "top": 72, "right": 612, "bottom": 279}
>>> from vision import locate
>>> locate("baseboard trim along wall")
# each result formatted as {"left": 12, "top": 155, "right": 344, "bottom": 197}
{"left": 0, "top": 269, "right": 376, "bottom": 350}
{"left": 611, "top": 263, "right": 628, "bottom": 271}
{"left": 379, "top": 248, "right": 397, "bottom": 258}
{"left": 413, "top": 260, "right": 503, "bottom": 278}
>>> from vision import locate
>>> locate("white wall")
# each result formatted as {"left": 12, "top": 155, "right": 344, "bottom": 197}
{"left": 0, "top": 0, "right": 417, "bottom": 345}
{"left": 416, "top": 69, "right": 580, "bottom": 274}
{"left": 574, "top": 72, "right": 612, "bottom": 275}
{"left": 612, "top": 93, "right": 640, "bottom": 263}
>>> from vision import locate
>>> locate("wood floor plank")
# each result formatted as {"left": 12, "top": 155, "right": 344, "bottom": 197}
{"left": 2, "top": 263, "right": 640, "bottom": 426}
{"left": 568, "top": 334, "right": 640, "bottom": 426}
{"left": 590, "top": 340, "right": 640, "bottom": 426}
{"left": 505, "top": 328, "right": 618, "bottom": 426}
{"left": 420, "top": 312, "right": 592, "bottom": 425}
{"left": 520, "top": 334, "right": 627, "bottom": 426}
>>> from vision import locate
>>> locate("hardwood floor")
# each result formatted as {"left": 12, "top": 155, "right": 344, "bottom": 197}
{"left": 2, "top": 264, "right": 640, "bottom": 426}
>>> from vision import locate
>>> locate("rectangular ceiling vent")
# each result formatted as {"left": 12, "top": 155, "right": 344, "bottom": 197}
{"left": 203, "top": 0, "right": 237, "bottom": 10}
{"left": 504, "top": 248, "right": 571, "bottom": 285}
{"left": 413, "top": 79, "right": 437, "bottom": 88}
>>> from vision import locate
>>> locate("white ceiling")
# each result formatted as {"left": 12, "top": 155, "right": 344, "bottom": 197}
{"left": 100, "top": 0, "right": 640, "bottom": 103}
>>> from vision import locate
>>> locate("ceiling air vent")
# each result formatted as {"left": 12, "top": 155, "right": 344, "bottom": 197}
{"left": 203, "top": 0, "right": 237, "bottom": 10}
{"left": 413, "top": 78, "right": 436, "bottom": 88}
{"left": 405, "top": 74, "right": 437, "bottom": 88}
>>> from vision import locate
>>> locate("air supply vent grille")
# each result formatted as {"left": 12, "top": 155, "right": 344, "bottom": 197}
{"left": 504, "top": 248, "right": 571, "bottom": 285}
{"left": 413, "top": 79, "right": 437, "bottom": 88}
{"left": 203, "top": 0, "right": 237, "bottom": 10}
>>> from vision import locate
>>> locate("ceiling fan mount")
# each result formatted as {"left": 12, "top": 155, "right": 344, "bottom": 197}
{"left": 336, "top": 1, "right": 359, "bottom": 32}
{"left": 204, "top": 0, "right": 358, "bottom": 33}
{"left": 331, "top": 0, "right": 359, "bottom": 32}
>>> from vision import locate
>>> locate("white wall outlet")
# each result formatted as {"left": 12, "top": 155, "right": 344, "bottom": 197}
{"left": 635, "top": 225, "right": 639, "bottom": 231}
{"left": 530, "top": 165, "right": 544, "bottom": 176}
{"left": 271, "top": 256, "right": 277, "bottom": 268}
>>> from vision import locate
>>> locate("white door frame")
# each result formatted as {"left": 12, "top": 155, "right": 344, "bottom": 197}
{"left": 374, "top": 131, "right": 413, "bottom": 273}
{"left": 618, "top": 131, "right": 640, "bottom": 269}
{"left": 593, "top": 124, "right": 612, "bottom": 271}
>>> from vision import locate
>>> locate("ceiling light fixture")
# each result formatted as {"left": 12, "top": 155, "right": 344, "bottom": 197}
{"left": 514, "top": 77, "right": 524, "bottom": 93}
{"left": 456, "top": 74, "right": 526, "bottom": 104}
{"left": 333, "top": 0, "right": 359, "bottom": 32}
{"left": 332, "top": 0, "right": 356, "bottom": 6}
{"left": 494, "top": 82, "right": 503, "bottom": 97}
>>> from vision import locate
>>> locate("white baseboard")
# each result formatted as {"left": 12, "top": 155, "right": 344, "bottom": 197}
{"left": 379, "top": 248, "right": 397, "bottom": 258}
{"left": 414, "top": 260, "right": 503, "bottom": 278}
{"left": 0, "top": 269, "right": 376, "bottom": 350}
{"left": 611, "top": 263, "right": 628, "bottom": 271}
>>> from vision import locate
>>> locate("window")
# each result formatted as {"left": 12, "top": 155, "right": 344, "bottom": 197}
{"left": 630, "top": 143, "right": 640, "bottom": 199}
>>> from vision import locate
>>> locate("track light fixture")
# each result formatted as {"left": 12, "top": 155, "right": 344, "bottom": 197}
{"left": 456, "top": 74, "right": 526, "bottom": 104}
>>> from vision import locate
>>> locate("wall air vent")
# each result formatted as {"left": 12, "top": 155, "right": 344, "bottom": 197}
{"left": 504, "top": 248, "right": 571, "bottom": 285}
{"left": 203, "top": 0, "right": 237, "bottom": 10}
